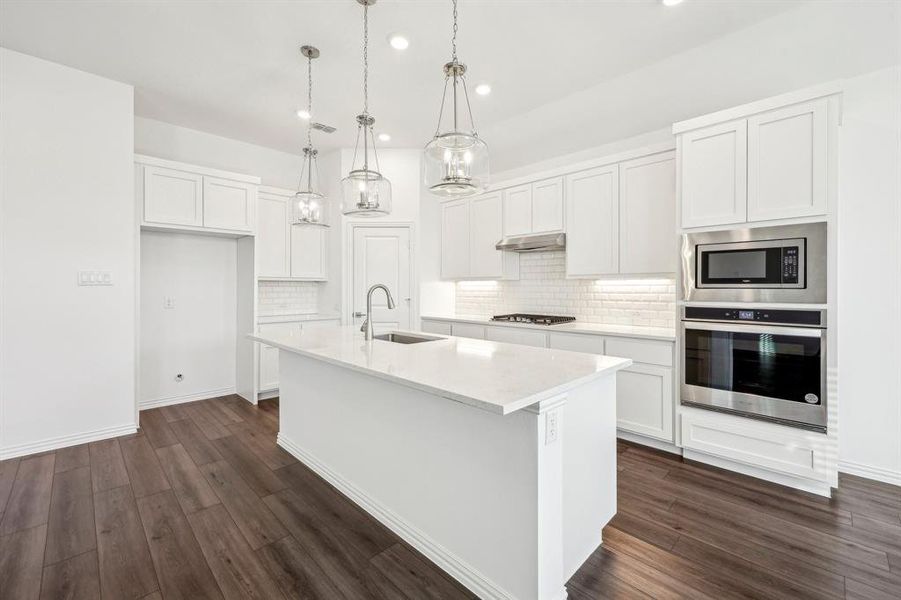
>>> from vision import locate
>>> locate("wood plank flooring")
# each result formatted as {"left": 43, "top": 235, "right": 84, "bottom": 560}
{"left": 0, "top": 395, "right": 898, "bottom": 599}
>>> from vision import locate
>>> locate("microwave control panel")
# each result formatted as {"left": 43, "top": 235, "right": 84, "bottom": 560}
{"left": 782, "top": 246, "right": 800, "bottom": 284}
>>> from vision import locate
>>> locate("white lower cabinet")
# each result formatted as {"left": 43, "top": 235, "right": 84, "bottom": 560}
{"left": 450, "top": 322, "right": 486, "bottom": 339}
{"left": 680, "top": 408, "right": 830, "bottom": 482}
{"left": 616, "top": 363, "right": 673, "bottom": 441}
{"left": 421, "top": 319, "right": 452, "bottom": 335}
{"left": 484, "top": 326, "right": 548, "bottom": 348}
{"left": 258, "top": 319, "right": 339, "bottom": 392}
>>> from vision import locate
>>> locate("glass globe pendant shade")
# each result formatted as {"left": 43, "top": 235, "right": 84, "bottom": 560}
{"left": 291, "top": 146, "right": 329, "bottom": 226}
{"left": 341, "top": 168, "right": 392, "bottom": 217}
{"left": 423, "top": 132, "right": 489, "bottom": 197}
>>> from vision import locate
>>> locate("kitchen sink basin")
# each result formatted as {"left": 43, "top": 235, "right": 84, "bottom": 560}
{"left": 373, "top": 332, "right": 443, "bottom": 344}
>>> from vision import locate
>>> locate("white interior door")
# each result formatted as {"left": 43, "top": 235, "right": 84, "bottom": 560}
{"left": 352, "top": 226, "right": 411, "bottom": 334}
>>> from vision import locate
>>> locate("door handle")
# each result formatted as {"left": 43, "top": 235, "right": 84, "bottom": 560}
{"left": 353, "top": 311, "right": 366, "bottom": 317}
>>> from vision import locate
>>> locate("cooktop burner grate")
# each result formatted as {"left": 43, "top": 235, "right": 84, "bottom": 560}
{"left": 490, "top": 314, "right": 576, "bottom": 326}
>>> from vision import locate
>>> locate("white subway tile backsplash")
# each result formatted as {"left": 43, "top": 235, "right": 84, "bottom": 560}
{"left": 455, "top": 252, "right": 676, "bottom": 328}
{"left": 258, "top": 281, "right": 319, "bottom": 316}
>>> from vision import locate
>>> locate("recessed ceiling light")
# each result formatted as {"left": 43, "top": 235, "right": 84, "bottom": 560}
{"left": 662, "top": 0, "right": 684, "bottom": 6}
{"left": 388, "top": 34, "right": 409, "bottom": 50}
{"left": 296, "top": 109, "right": 311, "bottom": 120}
{"left": 378, "top": 133, "right": 391, "bottom": 142}
{"left": 475, "top": 84, "right": 491, "bottom": 96}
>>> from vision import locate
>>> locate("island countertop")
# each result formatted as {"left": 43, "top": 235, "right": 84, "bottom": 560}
{"left": 249, "top": 326, "right": 631, "bottom": 415}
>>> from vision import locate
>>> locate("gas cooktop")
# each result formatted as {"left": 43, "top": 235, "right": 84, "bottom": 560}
{"left": 490, "top": 314, "right": 576, "bottom": 326}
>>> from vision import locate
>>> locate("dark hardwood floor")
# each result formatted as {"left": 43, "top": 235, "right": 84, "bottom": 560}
{"left": 1, "top": 395, "right": 899, "bottom": 599}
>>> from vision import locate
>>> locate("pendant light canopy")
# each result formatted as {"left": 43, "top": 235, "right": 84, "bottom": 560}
{"left": 293, "top": 45, "right": 329, "bottom": 227}
{"left": 341, "top": 0, "right": 392, "bottom": 217}
{"left": 423, "top": 0, "right": 489, "bottom": 197}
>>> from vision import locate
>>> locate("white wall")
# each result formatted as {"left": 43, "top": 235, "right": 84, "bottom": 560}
{"left": 139, "top": 232, "right": 237, "bottom": 407}
{"left": 0, "top": 49, "right": 136, "bottom": 457}
{"left": 135, "top": 116, "right": 302, "bottom": 189}
{"left": 837, "top": 66, "right": 901, "bottom": 484}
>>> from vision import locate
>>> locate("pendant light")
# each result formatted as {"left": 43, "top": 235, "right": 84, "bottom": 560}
{"left": 341, "top": 0, "right": 392, "bottom": 217}
{"left": 292, "top": 45, "right": 329, "bottom": 227}
{"left": 422, "top": 0, "right": 489, "bottom": 197}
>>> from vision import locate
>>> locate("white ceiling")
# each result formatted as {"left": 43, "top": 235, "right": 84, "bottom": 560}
{"left": 2, "top": 1, "right": 897, "bottom": 172}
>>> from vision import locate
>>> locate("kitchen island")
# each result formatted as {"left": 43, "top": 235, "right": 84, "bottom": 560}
{"left": 249, "top": 325, "right": 631, "bottom": 600}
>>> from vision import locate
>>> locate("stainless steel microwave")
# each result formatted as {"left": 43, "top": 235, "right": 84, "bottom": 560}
{"left": 681, "top": 223, "right": 826, "bottom": 304}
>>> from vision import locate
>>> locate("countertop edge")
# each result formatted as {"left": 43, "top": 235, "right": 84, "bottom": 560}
{"left": 248, "top": 333, "right": 632, "bottom": 415}
{"left": 421, "top": 315, "right": 676, "bottom": 342}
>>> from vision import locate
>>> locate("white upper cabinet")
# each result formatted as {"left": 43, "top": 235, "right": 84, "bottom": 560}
{"left": 440, "top": 193, "right": 518, "bottom": 281}
{"left": 256, "top": 186, "right": 328, "bottom": 281}
{"left": 565, "top": 165, "right": 619, "bottom": 277}
{"left": 502, "top": 177, "right": 564, "bottom": 236}
{"left": 619, "top": 151, "right": 676, "bottom": 274}
{"left": 290, "top": 224, "right": 327, "bottom": 280}
{"left": 502, "top": 184, "right": 533, "bottom": 236}
{"left": 747, "top": 99, "right": 828, "bottom": 221}
{"left": 257, "top": 192, "right": 290, "bottom": 278}
{"left": 202, "top": 176, "right": 255, "bottom": 232}
{"left": 675, "top": 91, "right": 836, "bottom": 229}
{"left": 138, "top": 156, "right": 259, "bottom": 235}
{"left": 143, "top": 165, "right": 204, "bottom": 227}
{"left": 679, "top": 119, "right": 748, "bottom": 229}
{"left": 531, "top": 177, "right": 565, "bottom": 233}
{"left": 469, "top": 192, "right": 504, "bottom": 278}
{"left": 441, "top": 198, "right": 471, "bottom": 280}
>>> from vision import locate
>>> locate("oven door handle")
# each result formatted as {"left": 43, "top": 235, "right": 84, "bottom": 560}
{"left": 681, "top": 321, "right": 824, "bottom": 338}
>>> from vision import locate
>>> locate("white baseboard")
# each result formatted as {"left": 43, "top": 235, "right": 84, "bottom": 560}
{"left": 617, "top": 430, "right": 682, "bottom": 455}
{"left": 839, "top": 460, "right": 901, "bottom": 487}
{"left": 139, "top": 386, "right": 236, "bottom": 410}
{"left": 257, "top": 389, "right": 279, "bottom": 401}
{"left": 0, "top": 423, "right": 138, "bottom": 460}
{"left": 277, "top": 433, "right": 526, "bottom": 600}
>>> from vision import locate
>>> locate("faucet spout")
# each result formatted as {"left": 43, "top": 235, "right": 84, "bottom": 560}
{"left": 361, "top": 284, "right": 396, "bottom": 340}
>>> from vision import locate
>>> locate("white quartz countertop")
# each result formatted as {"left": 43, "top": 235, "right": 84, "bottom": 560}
{"left": 257, "top": 313, "right": 342, "bottom": 325}
{"left": 249, "top": 326, "right": 631, "bottom": 415}
{"left": 421, "top": 314, "right": 676, "bottom": 342}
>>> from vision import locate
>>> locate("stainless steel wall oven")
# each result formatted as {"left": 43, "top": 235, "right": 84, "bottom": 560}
{"left": 681, "top": 306, "right": 827, "bottom": 432}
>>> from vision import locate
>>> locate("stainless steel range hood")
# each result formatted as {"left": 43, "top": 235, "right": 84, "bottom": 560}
{"left": 495, "top": 232, "right": 566, "bottom": 253}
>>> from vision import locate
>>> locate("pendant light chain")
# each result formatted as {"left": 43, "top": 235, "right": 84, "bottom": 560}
{"left": 363, "top": 2, "right": 369, "bottom": 115}
{"left": 451, "top": 0, "right": 458, "bottom": 64}
{"left": 306, "top": 52, "right": 313, "bottom": 149}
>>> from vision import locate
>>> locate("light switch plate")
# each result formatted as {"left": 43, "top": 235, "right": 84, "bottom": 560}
{"left": 78, "top": 270, "right": 113, "bottom": 286}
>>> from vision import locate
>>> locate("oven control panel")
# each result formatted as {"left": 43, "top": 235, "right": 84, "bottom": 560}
{"left": 683, "top": 306, "right": 825, "bottom": 327}
{"left": 782, "top": 246, "right": 800, "bottom": 284}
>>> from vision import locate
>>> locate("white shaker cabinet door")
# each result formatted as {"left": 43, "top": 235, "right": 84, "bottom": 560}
{"left": 502, "top": 184, "right": 533, "bottom": 236}
{"left": 679, "top": 119, "right": 747, "bottom": 229}
{"left": 620, "top": 151, "right": 677, "bottom": 274}
{"left": 257, "top": 193, "right": 290, "bottom": 278}
{"left": 531, "top": 177, "right": 564, "bottom": 233}
{"left": 441, "top": 198, "right": 471, "bottom": 280}
{"left": 469, "top": 193, "right": 504, "bottom": 278}
{"left": 258, "top": 344, "right": 280, "bottom": 392}
{"left": 290, "top": 225, "right": 327, "bottom": 280}
{"left": 747, "top": 98, "right": 828, "bottom": 222}
{"left": 616, "top": 363, "right": 674, "bottom": 442}
{"left": 565, "top": 164, "right": 620, "bottom": 277}
{"left": 484, "top": 326, "right": 548, "bottom": 348}
{"left": 143, "top": 165, "right": 204, "bottom": 227}
{"left": 203, "top": 176, "right": 255, "bottom": 232}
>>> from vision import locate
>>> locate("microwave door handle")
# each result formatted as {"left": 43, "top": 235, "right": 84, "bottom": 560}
{"left": 682, "top": 321, "right": 824, "bottom": 338}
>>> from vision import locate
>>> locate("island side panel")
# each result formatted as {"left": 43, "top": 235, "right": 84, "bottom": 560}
{"left": 277, "top": 350, "right": 550, "bottom": 600}
{"left": 559, "top": 375, "right": 618, "bottom": 579}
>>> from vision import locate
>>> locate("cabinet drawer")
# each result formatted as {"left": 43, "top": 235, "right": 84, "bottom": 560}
{"left": 548, "top": 332, "right": 605, "bottom": 354}
{"left": 605, "top": 336, "right": 673, "bottom": 367}
{"left": 680, "top": 409, "right": 829, "bottom": 481}
{"left": 421, "top": 320, "right": 453, "bottom": 335}
{"left": 485, "top": 326, "right": 548, "bottom": 348}
{"left": 451, "top": 323, "right": 486, "bottom": 340}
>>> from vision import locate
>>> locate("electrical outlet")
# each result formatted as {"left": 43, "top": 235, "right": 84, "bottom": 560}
{"left": 545, "top": 409, "right": 559, "bottom": 445}
{"left": 163, "top": 297, "right": 176, "bottom": 309}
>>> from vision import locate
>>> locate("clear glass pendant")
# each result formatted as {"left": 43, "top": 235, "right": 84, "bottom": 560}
{"left": 423, "top": 2, "right": 489, "bottom": 198}
{"left": 292, "top": 146, "right": 329, "bottom": 226}
{"left": 341, "top": 113, "right": 392, "bottom": 216}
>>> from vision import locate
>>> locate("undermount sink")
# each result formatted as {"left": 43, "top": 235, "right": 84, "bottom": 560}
{"left": 373, "top": 332, "right": 443, "bottom": 344}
